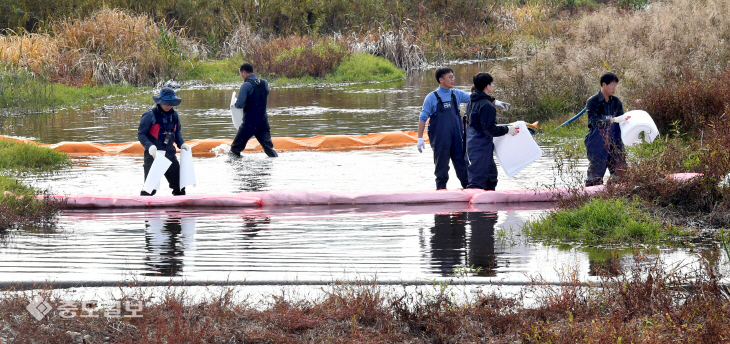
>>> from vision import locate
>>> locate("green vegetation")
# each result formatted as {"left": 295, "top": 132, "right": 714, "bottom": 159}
{"left": 184, "top": 58, "right": 241, "bottom": 84}
{"left": 1, "top": 65, "right": 143, "bottom": 115}
{"left": 0, "top": 139, "right": 69, "bottom": 171}
{"left": 329, "top": 54, "right": 405, "bottom": 82}
{"left": 0, "top": 139, "right": 68, "bottom": 230}
{"left": 523, "top": 198, "right": 691, "bottom": 244}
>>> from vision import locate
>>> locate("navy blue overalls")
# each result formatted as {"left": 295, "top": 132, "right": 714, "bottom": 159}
{"left": 142, "top": 106, "right": 182, "bottom": 192}
{"left": 584, "top": 92, "right": 625, "bottom": 186}
{"left": 230, "top": 78, "right": 278, "bottom": 157}
{"left": 429, "top": 91, "right": 468, "bottom": 190}
{"left": 465, "top": 119, "right": 498, "bottom": 190}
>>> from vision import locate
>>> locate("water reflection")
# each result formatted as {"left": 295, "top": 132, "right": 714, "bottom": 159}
{"left": 144, "top": 214, "right": 196, "bottom": 277}
{"left": 429, "top": 211, "right": 499, "bottom": 277}
{"left": 241, "top": 216, "right": 271, "bottom": 239}
{"left": 228, "top": 155, "right": 273, "bottom": 192}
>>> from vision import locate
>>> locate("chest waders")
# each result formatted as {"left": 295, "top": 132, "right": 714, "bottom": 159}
{"left": 428, "top": 91, "right": 468, "bottom": 190}
{"left": 584, "top": 101, "right": 625, "bottom": 186}
{"left": 230, "top": 78, "right": 278, "bottom": 157}
{"left": 142, "top": 107, "right": 182, "bottom": 194}
{"left": 465, "top": 106, "right": 499, "bottom": 190}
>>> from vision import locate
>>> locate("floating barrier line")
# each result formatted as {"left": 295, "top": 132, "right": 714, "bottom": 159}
{"left": 51, "top": 173, "right": 701, "bottom": 209}
{"left": 0, "top": 131, "right": 430, "bottom": 157}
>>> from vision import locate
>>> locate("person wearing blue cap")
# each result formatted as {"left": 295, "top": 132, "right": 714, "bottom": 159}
{"left": 138, "top": 87, "right": 190, "bottom": 196}
{"left": 229, "top": 63, "right": 278, "bottom": 157}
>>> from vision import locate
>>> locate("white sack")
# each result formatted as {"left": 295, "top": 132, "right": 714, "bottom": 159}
{"left": 142, "top": 151, "right": 172, "bottom": 193}
{"left": 619, "top": 110, "right": 660, "bottom": 146}
{"left": 179, "top": 148, "right": 197, "bottom": 189}
{"left": 230, "top": 92, "right": 244, "bottom": 130}
{"left": 492, "top": 121, "right": 543, "bottom": 178}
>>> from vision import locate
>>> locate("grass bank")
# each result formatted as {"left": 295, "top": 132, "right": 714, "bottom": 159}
{"left": 1, "top": 255, "right": 727, "bottom": 342}
{"left": 0, "top": 139, "right": 68, "bottom": 230}
{"left": 186, "top": 53, "right": 405, "bottom": 85}
{"left": 0, "top": 66, "right": 143, "bottom": 115}
{"left": 523, "top": 198, "right": 691, "bottom": 245}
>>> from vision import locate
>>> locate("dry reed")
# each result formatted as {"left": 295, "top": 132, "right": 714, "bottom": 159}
{"left": 495, "top": 0, "right": 730, "bottom": 123}
{"left": 0, "top": 31, "right": 59, "bottom": 75}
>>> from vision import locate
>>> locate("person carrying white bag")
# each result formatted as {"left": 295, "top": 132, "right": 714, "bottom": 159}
{"left": 138, "top": 87, "right": 191, "bottom": 196}
{"left": 464, "top": 72, "right": 518, "bottom": 191}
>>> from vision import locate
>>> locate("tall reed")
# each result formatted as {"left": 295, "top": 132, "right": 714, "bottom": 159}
{"left": 494, "top": 0, "right": 730, "bottom": 124}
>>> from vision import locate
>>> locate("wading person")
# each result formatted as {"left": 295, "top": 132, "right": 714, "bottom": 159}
{"left": 229, "top": 63, "right": 278, "bottom": 157}
{"left": 416, "top": 67, "right": 510, "bottom": 190}
{"left": 465, "top": 73, "right": 518, "bottom": 191}
{"left": 584, "top": 72, "right": 631, "bottom": 186}
{"left": 138, "top": 87, "right": 190, "bottom": 196}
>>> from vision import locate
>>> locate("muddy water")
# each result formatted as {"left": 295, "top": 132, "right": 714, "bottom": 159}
{"left": 0, "top": 63, "right": 720, "bottom": 286}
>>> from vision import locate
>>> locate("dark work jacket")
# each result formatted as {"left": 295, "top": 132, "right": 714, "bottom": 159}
{"left": 235, "top": 75, "right": 270, "bottom": 129}
{"left": 138, "top": 105, "right": 184, "bottom": 152}
{"left": 586, "top": 91, "right": 624, "bottom": 130}
{"left": 466, "top": 91, "right": 508, "bottom": 137}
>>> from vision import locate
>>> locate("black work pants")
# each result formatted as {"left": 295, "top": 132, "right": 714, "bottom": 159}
{"left": 230, "top": 123, "right": 278, "bottom": 157}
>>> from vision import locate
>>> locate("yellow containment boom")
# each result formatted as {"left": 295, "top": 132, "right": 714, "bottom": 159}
{"left": 0, "top": 131, "right": 431, "bottom": 157}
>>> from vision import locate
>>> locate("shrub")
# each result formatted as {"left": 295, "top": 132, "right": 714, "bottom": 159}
{"left": 249, "top": 36, "right": 349, "bottom": 78}
{"left": 637, "top": 70, "right": 730, "bottom": 137}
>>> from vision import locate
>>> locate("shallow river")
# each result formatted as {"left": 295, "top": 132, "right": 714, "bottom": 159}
{"left": 0, "top": 63, "right": 722, "bottom": 286}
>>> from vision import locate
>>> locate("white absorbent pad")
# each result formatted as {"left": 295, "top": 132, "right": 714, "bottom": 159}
{"left": 179, "top": 148, "right": 197, "bottom": 189}
{"left": 619, "top": 110, "right": 660, "bottom": 146}
{"left": 142, "top": 151, "right": 172, "bottom": 193}
{"left": 230, "top": 92, "right": 244, "bottom": 130}
{"left": 492, "top": 121, "right": 543, "bottom": 178}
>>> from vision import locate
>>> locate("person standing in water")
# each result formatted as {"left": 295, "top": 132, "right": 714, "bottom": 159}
{"left": 465, "top": 72, "right": 517, "bottom": 191}
{"left": 138, "top": 87, "right": 190, "bottom": 196}
{"left": 584, "top": 72, "right": 630, "bottom": 186}
{"left": 229, "top": 63, "right": 278, "bottom": 157}
{"left": 416, "top": 67, "right": 510, "bottom": 190}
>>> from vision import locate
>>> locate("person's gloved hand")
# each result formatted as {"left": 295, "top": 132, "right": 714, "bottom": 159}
{"left": 148, "top": 145, "right": 157, "bottom": 157}
{"left": 506, "top": 125, "right": 519, "bottom": 136}
{"left": 613, "top": 114, "right": 631, "bottom": 123}
{"left": 180, "top": 143, "right": 191, "bottom": 151}
{"left": 417, "top": 138, "right": 425, "bottom": 153}
{"left": 494, "top": 100, "right": 511, "bottom": 111}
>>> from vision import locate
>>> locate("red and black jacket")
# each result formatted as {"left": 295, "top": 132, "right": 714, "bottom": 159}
{"left": 137, "top": 105, "right": 184, "bottom": 153}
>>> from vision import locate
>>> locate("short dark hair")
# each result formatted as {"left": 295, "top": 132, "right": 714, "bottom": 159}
{"left": 240, "top": 63, "right": 254, "bottom": 73}
{"left": 472, "top": 72, "right": 493, "bottom": 92}
{"left": 435, "top": 67, "right": 454, "bottom": 83}
{"left": 600, "top": 72, "right": 619, "bottom": 86}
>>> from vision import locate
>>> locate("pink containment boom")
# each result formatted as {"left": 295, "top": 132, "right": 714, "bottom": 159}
{"left": 55, "top": 173, "right": 702, "bottom": 208}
